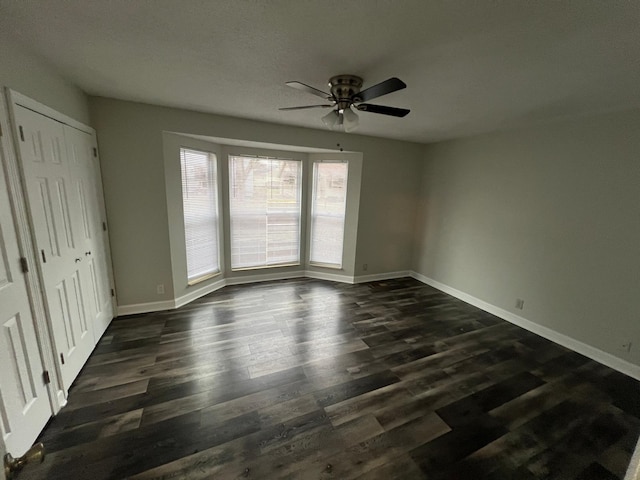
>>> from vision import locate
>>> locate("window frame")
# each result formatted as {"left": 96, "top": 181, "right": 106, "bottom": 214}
{"left": 308, "top": 159, "right": 349, "bottom": 269}
{"left": 227, "top": 154, "right": 303, "bottom": 271}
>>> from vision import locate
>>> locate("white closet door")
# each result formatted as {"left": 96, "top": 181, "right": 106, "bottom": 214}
{"left": 14, "top": 106, "right": 95, "bottom": 391}
{"left": 63, "top": 125, "right": 113, "bottom": 340}
{"left": 89, "top": 135, "right": 115, "bottom": 337}
{"left": 0, "top": 125, "right": 52, "bottom": 456}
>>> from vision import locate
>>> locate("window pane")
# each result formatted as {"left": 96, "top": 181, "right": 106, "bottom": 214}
{"left": 310, "top": 162, "right": 348, "bottom": 267}
{"left": 181, "top": 148, "right": 220, "bottom": 282}
{"left": 229, "top": 156, "right": 301, "bottom": 269}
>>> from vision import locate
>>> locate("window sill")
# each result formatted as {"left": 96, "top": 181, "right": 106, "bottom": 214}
{"left": 187, "top": 271, "right": 222, "bottom": 286}
{"left": 308, "top": 262, "right": 343, "bottom": 270}
{"left": 230, "top": 263, "right": 301, "bottom": 272}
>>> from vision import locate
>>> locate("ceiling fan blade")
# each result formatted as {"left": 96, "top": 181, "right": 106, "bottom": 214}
{"left": 355, "top": 104, "right": 410, "bottom": 117}
{"left": 279, "top": 105, "right": 333, "bottom": 111}
{"left": 285, "top": 81, "right": 332, "bottom": 100}
{"left": 352, "top": 77, "right": 406, "bottom": 103}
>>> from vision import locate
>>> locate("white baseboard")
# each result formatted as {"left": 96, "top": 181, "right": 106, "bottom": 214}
{"left": 115, "top": 269, "right": 393, "bottom": 315}
{"left": 305, "top": 269, "right": 354, "bottom": 284}
{"left": 174, "top": 277, "right": 226, "bottom": 309}
{"left": 117, "top": 299, "right": 176, "bottom": 316}
{"left": 115, "top": 269, "right": 640, "bottom": 379}
{"left": 410, "top": 271, "right": 640, "bottom": 381}
{"left": 354, "top": 270, "right": 411, "bottom": 284}
{"left": 225, "top": 269, "right": 306, "bottom": 286}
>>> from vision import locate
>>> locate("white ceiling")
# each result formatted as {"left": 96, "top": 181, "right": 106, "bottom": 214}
{"left": 1, "top": 0, "right": 639, "bottom": 143}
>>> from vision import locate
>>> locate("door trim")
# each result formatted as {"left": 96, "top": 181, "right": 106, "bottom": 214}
{"left": 8, "top": 90, "right": 94, "bottom": 135}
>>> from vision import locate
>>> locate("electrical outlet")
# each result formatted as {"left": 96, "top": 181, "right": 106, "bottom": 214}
{"left": 515, "top": 298, "right": 524, "bottom": 310}
{"left": 156, "top": 284, "right": 165, "bottom": 295}
{"left": 363, "top": 263, "right": 368, "bottom": 271}
{"left": 621, "top": 341, "right": 632, "bottom": 353}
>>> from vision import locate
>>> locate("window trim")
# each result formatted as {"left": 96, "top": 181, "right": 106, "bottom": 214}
{"left": 228, "top": 154, "right": 303, "bottom": 271}
{"left": 180, "top": 146, "right": 222, "bottom": 285}
{"left": 308, "top": 159, "right": 349, "bottom": 269}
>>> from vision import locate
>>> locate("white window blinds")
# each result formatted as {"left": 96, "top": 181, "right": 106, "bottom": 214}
{"left": 180, "top": 148, "right": 220, "bottom": 283}
{"left": 229, "top": 155, "right": 302, "bottom": 269}
{"left": 310, "top": 161, "right": 348, "bottom": 267}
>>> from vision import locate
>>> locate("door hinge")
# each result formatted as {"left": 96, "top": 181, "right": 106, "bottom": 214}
{"left": 19, "top": 125, "right": 25, "bottom": 141}
{"left": 93, "top": 147, "right": 98, "bottom": 157}
{"left": 60, "top": 353, "right": 65, "bottom": 365}
{"left": 43, "top": 371, "right": 51, "bottom": 385}
{"left": 102, "top": 221, "right": 107, "bottom": 232}
{"left": 19, "top": 257, "right": 29, "bottom": 273}
{"left": 111, "top": 288, "right": 115, "bottom": 297}
{"left": 41, "top": 249, "right": 47, "bottom": 263}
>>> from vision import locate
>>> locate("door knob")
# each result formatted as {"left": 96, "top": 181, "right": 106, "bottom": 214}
{"left": 85, "top": 251, "right": 92, "bottom": 256}
{"left": 4, "top": 443, "right": 45, "bottom": 479}
{"left": 75, "top": 258, "right": 82, "bottom": 263}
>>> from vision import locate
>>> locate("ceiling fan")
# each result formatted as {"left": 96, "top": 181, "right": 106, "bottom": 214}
{"left": 279, "top": 75, "right": 410, "bottom": 132}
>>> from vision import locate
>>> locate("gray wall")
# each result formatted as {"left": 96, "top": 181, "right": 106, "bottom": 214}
{"left": 89, "top": 97, "right": 423, "bottom": 307}
{"left": 413, "top": 108, "right": 640, "bottom": 365}
{"left": 0, "top": 34, "right": 89, "bottom": 124}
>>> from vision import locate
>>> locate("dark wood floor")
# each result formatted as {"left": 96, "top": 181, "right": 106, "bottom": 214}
{"left": 23, "top": 277, "right": 640, "bottom": 479}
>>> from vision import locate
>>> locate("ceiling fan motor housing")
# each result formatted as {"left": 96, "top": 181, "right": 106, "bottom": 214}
{"left": 329, "top": 75, "right": 363, "bottom": 109}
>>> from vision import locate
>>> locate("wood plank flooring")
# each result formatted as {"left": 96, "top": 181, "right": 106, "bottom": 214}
{"left": 22, "top": 277, "right": 640, "bottom": 479}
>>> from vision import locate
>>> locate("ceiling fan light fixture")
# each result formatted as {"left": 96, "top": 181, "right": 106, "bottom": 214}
{"left": 322, "top": 110, "right": 340, "bottom": 130}
{"left": 342, "top": 106, "right": 359, "bottom": 132}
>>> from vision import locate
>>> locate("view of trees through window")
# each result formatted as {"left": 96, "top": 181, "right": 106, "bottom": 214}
{"left": 229, "top": 156, "right": 302, "bottom": 269}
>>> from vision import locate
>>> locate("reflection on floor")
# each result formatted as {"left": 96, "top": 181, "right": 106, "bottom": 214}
{"left": 24, "top": 277, "right": 640, "bottom": 479}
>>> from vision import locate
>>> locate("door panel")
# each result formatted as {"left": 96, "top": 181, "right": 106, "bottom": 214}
{"left": 14, "top": 106, "right": 95, "bottom": 391}
{"left": 54, "top": 279, "right": 76, "bottom": 351}
{"left": 52, "top": 178, "right": 75, "bottom": 250}
{"left": 0, "top": 122, "right": 52, "bottom": 456}
{"left": 70, "top": 270, "right": 90, "bottom": 338}
{"left": 35, "top": 178, "right": 60, "bottom": 257}
{"left": 76, "top": 180, "right": 92, "bottom": 240}
{"left": 63, "top": 125, "right": 113, "bottom": 340}
{"left": 2, "top": 315, "right": 37, "bottom": 406}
